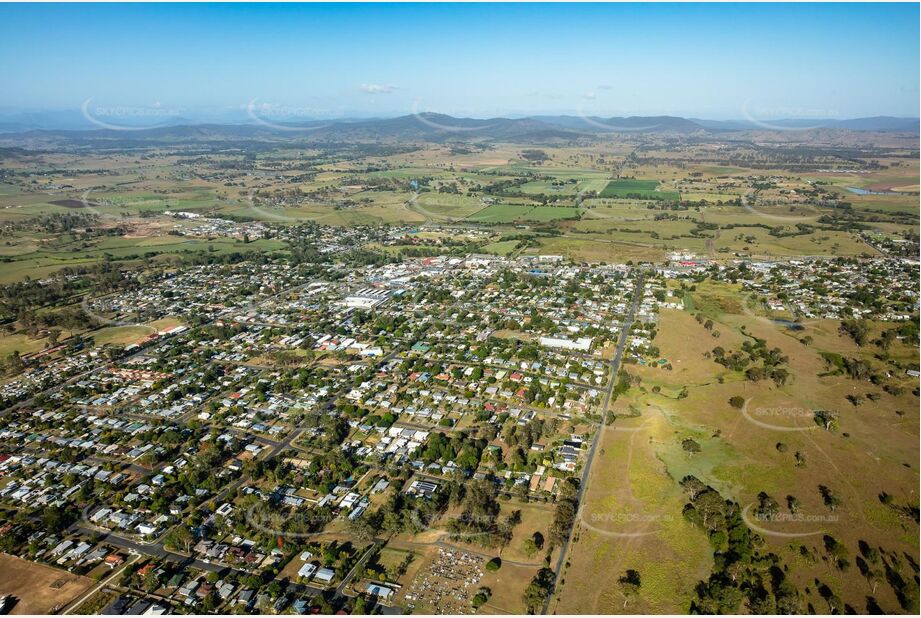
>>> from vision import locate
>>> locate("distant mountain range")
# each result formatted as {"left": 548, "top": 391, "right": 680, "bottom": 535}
{"left": 0, "top": 111, "right": 916, "bottom": 141}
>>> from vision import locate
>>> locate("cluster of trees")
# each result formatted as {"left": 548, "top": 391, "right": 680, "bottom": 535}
{"left": 548, "top": 477, "right": 580, "bottom": 548}
{"left": 347, "top": 481, "right": 452, "bottom": 540}
{"left": 680, "top": 475, "right": 802, "bottom": 613}
{"left": 446, "top": 481, "right": 517, "bottom": 548}
{"left": 418, "top": 432, "right": 487, "bottom": 473}
{"left": 710, "top": 336, "right": 790, "bottom": 386}
{"left": 522, "top": 567, "right": 555, "bottom": 613}
{"left": 0, "top": 351, "right": 25, "bottom": 377}
{"left": 0, "top": 260, "right": 130, "bottom": 321}
{"left": 839, "top": 319, "right": 871, "bottom": 346}
{"left": 505, "top": 418, "right": 552, "bottom": 450}
{"left": 1, "top": 212, "right": 101, "bottom": 234}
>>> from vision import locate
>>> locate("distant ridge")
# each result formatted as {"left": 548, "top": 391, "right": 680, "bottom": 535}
{"left": 528, "top": 115, "right": 703, "bottom": 132}
{"left": 0, "top": 112, "right": 917, "bottom": 140}
{"left": 692, "top": 116, "right": 919, "bottom": 132}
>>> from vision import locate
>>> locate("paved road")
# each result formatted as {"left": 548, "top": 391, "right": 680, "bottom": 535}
{"left": 541, "top": 269, "right": 645, "bottom": 615}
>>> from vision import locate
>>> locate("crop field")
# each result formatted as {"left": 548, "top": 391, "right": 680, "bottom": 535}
{"left": 1, "top": 137, "right": 915, "bottom": 281}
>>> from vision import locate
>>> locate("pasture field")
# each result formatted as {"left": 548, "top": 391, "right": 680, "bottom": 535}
{"left": 414, "top": 193, "right": 486, "bottom": 219}
{"left": 465, "top": 204, "right": 582, "bottom": 224}
{"left": 600, "top": 179, "right": 680, "bottom": 201}
{"left": 477, "top": 561, "right": 542, "bottom": 614}
{"left": 493, "top": 499, "right": 557, "bottom": 565}
{"left": 559, "top": 296, "right": 919, "bottom": 614}
{"left": 552, "top": 409, "right": 714, "bottom": 614}
{"left": 480, "top": 239, "right": 520, "bottom": 256}
{"left": 2, "top": 139, "right": 916, "bottom": 273}
{"left": 0, "top": 236, "right": 287, "bottom": 283}
{"left": 527, "top": 235, "right": 667, "bottom": 263}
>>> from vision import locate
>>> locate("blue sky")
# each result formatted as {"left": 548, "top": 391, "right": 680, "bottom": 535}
{"left": 0, "top": 2, "right": 918, "bottom": 120}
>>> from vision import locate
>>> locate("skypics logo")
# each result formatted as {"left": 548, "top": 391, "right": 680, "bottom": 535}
{"left": 410, "top": 100, "right": 498, "bottom": 133}
{"left": 81, "top": 98, "right": 179, "bottom": 131}
{"left": 741, "top": 503, "right": 838, "bottom": 539}
{"left": 245, "top": 99, "right": 330, "bottom": 132}
{"left": 740, "top": 399, "right": 820, "bottom": 432}
{"left": 740, "top": 100, "right": 840, "bottom": 133}
{"left": 576, "top": 86, "right": 662, "bottom": 132}
{"left": 581, "top": 509, "right": 674, "bottom": 539}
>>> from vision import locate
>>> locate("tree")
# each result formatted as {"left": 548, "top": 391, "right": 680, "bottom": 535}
{"left": 618, "top": 569, "right": 642, "bottom": 608}
{"left": 41, "top": 505, "right": 74, "bottom": 534}
{"left": 531, "top": 531, "right": 544, "bottom": 550}
{"left": 814, "top": 409, "right": 839, "bottom": 432}
{"left": 729, "top": 396, "right": 745, "bottom": 409}
{"left": 523, "top": 538, "right": 538, "bottom": 557}
{"left": 754, "top": 491, "right": 780, "bottom": 521}
{"left": 522, "top": 568, "right": 554, "bottom": 614}
{"left": 472, "top": 587, "right": 491, "bottom": 609}
{"left": 839, "top": 319, "right": 870, "bottom": 346}
{"left": 143, "top": 569, "right": 162, "bottom": 592}
{"left": 819, "top": 485, "right": 842, "bottom": 511}
{"left": 165, "top": 525, "right": 194, "bottom": 553}
{"left": 682, "top": 438, "right": 702, "bottom": 455}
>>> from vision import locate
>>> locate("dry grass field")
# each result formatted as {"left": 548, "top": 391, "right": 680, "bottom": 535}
{"left": 0, "top": 552, "right": 95, "bottom": 614}
{"left": 556, "top": 300, "right": 919, "bottom": 614}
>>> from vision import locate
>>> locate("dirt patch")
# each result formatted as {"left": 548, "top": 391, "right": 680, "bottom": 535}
{"left": 0, "top": 552, "right": 94, "bottom": 614}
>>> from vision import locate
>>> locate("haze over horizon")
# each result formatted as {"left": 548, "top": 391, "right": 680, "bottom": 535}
{"left": 1, "top": 2, "right": 919, "bottom": 123}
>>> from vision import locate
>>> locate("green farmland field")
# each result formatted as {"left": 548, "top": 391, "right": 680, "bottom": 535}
{"left": 600, "top": 179, "right": 680, "bottom": 201}
{"left": 465, "top": 204, "right": 583, "bottom": 224}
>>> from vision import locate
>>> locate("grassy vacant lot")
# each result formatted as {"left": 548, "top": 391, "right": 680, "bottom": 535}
{"left": 0, "top": 552, "right": 94, "bottom": 614}
{"left": 480, "top": 239, "right": 520, "bottom": 256}
{"left": 0, "top": 332, "right": 54, "bottom": 356}
{"left": 552, "top": 409, "right": 714, "bottom": 614}
{"left": 557, "top": 298, "right": 919, "bottom": 613}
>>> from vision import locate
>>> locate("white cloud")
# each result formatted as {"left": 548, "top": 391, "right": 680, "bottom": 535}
{"left": 360, "top": 83, "right": 398, "bottom": 94}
